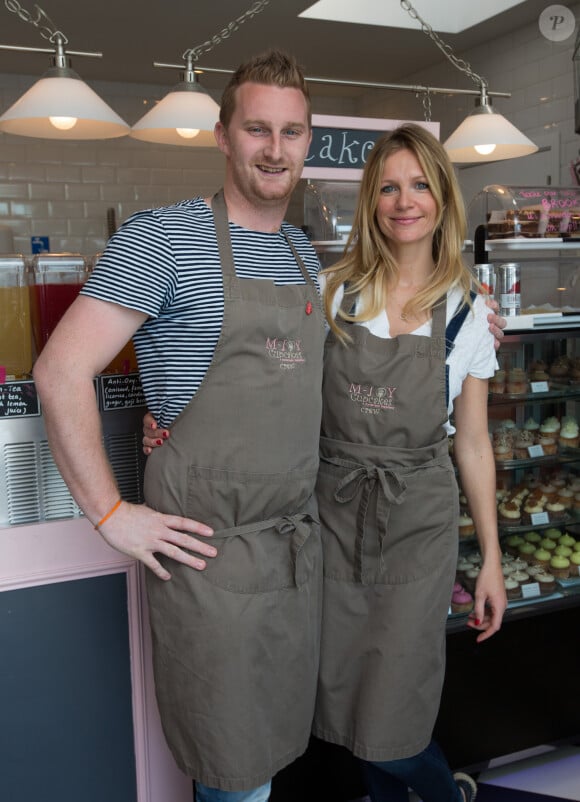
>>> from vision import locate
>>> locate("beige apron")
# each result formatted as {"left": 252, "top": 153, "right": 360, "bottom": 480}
{"left": 143, "top": 191, "right": 324, "bottom": 791}
{"left": 312, "top": 294, "right": 459, "bottom": 761}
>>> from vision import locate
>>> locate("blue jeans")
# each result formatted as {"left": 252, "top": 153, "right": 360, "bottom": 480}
{"left": 360, "top": 740, "right": 462, "bottom": 802}
{"left": 195, "top": 780, "right": 271, "bottom": 802}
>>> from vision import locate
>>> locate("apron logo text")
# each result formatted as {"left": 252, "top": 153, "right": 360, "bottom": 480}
{"left": 266, "top": 337, "right": 305, "bottom": 370}
{"left": 348, "top": 383, "right": 397, "bottom": 414}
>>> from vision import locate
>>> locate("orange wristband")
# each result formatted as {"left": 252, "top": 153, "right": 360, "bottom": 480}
{"left": 94, "top": 499, "right": 122, "bottom": 530}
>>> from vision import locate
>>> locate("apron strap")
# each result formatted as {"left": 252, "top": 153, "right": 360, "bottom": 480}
{"left": 211, "top": 189, "right": 319, "bottom": 291}
{"left": 444, "top": 289, "right": 476, "bottom": 407}
{"left": 211, "top": 511, "right": 316, "bottom": 588}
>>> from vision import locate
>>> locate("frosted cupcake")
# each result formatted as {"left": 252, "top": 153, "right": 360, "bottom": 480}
{"left": 559, "top": 419, "right": 580, "bottom": 450}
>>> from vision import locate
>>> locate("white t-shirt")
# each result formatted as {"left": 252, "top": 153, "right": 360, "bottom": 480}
{"left": 324, "top": 279, "right": 498, "bottom": 435}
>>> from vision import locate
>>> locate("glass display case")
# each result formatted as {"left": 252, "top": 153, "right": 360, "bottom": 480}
{"left": 467, "top": 184, "right": 580, "bottom": 240}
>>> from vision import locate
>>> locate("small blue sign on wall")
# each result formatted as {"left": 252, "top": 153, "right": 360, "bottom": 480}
{"left": 31, "top": 236, "right": 50, "bottom": 254}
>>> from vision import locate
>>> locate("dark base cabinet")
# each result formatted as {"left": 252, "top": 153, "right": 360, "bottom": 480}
{"left": 436, "top": 600, "right": 580, "bottom": 772}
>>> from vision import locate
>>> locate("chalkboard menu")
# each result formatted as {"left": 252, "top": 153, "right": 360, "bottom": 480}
{"left": 0, "top": 380, "right": 40, "bottom": 418}
{"left": 99, "top": 373, "right": 145, "bottom": 411}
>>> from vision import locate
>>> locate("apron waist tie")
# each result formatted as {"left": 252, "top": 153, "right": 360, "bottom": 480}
{"left": 213, "top": 511, "right": 316, "bottom": 588}
{"left": 328, "top": 457, "right": 407, "bottom": 585}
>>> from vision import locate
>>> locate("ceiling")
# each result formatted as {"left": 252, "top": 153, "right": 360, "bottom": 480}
{"left": 0, "top": 0, "right": 574, "bottom": 100}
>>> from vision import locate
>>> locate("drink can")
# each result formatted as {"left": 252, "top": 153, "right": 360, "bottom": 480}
{"left": 473, "top": 263, "right": 496, "bottom": 299}
{"left": 498, "top": 262, "right": 521, "bottom": 316}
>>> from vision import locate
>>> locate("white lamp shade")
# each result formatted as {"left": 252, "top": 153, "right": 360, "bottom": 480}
{"left": 0, "top": 74, "right": 130, "bottom": 139}
{"left": 444, "top": 111, "right": 538, "bottom": 163}
{"left": 130, "top": 87, "right": 220, "bottom": 147}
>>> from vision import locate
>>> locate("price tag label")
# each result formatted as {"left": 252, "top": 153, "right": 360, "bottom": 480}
{"left": 522, "top": 582, "right": 540, "bottom": 599}
{"left": 531, "top": 381, "right": 549, "bottom": 393}
{"left": 531, "top": 512, "right": 550, "bottom": 525}
{"left": 528, "top": 444, "right": 544, "bottom": 458}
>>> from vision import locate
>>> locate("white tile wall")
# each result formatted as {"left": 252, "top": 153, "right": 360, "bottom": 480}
{"left": 0, "top": 4, "right": 579, "bottom": 255}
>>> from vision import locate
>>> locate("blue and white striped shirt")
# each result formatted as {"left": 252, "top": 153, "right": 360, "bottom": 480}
{"left": 81, "top": 196, "right": 321, "bottom": 427}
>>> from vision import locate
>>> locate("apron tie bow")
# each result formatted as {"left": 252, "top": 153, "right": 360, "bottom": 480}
{"left": 277, "top": 513, "right": 315, "bottom": 588}
{"left": 328, "top": 458, "right": 407, "bottom": 585}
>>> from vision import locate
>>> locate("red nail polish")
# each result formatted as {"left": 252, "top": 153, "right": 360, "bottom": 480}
{"left": 475, "top": 619, "right": 481, "bottom": 626}
{"left": 305, "top": 301, "right": 313, "bottom": 315}
{"left": 156, "top": 439, "right": 163, "bottom": 446}
{"left": 163, "top": 431, "right": 169, "bottom": 439}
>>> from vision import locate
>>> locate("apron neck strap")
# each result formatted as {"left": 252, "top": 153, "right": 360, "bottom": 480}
{"left": 211, "top": 189, "right": 316, "bottom": 288}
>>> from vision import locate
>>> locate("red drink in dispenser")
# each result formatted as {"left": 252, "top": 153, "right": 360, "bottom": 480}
{"left": 29, "top": 254, "right": 90, "bottom": 355}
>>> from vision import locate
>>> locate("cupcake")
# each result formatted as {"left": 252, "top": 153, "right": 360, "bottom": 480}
{"left": 489, "top": 369, "right": 506, "bottom": 394}
{"left": 536, "top": 572, "right": 557, "bottom": 595}
{"left": 521, "top": 498, "right": 545, "bottom": 524}
{"left": 569, "top": 551, "right": 580, "bottom": 577}
{"left": 458, "top": 513, "right": 475, "bottom": 538}
{"left": 549, "top": 554, "right": 571, "bottom": 579}
{"left": 511, "top": 569, "right": 531, "bottom": 586}
{"left": 504, "top": 577, "right": 521, "bottom": 600}
{"left": 556, "top": 487, "right": 575, "bottom": 508}
{"left": 559, "top": 419, "right": 580, "bottom": 450}
{"left": 574, "top": 541, "right": 580, "bottom": 552}
{"left": 523, "top": 530, "right": 543, "bottom": 545}
{"left": 536, "top": 434, "right": 557, "bottom": 456}
{"left": 498, "top": 500, "right": 521, "bottom": 527}
{"left": 558, "top": 533, "right": 576, "bottom": 548}
{"left": 517, "top": 542, "right": 537, "bottom": 563}
{"left": 546, "top": 500, "right": 566, "bottom": 522}
{"left": 544, "top": 527, "right": 563, "bottom": 541}
{"left": 504, "top": 534, "right": 525, "bottom": 555}
{"left": 532, "top": 547, "right": 552, "bottom": 570}
{"left": 464, "top": 567, "right": 480, "bottom": 594}
{"left": 523, "top": 417, "right": 540, "bottom": 435}
{"left": 514, "top": 430, "right": 536, "bottom": 460}
{"left": 506, "top": 367, "right": 528, "bottom": 394}
{"left": 554, "top": 544, "right": 573, "bottom": 558}
{"left": 540, "top": 537, "right": 557, "bottom": 552}
{"left": 451, "top": 586, "right": 474, "bottom": 614}
{"left": 540, "top": 416, "right": 561, "bottom": 436}
{"left": 493, "top": 432, "right": 514, "bottom": 462}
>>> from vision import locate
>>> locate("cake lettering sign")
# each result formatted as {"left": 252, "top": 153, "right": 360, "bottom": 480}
{"left": 488, "top": 188, "right": 580, "bottom": 238}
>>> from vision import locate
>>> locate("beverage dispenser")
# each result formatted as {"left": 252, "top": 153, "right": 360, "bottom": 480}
{"left": 29, "top": 253, "right": 90, "bottom": 355}
{"left": 0, "top": 255, "right": 32, "bottom": 382}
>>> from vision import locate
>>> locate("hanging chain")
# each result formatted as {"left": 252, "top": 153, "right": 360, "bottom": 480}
{"left": 400, "top": 0, "right": 486, "bottom": 90}
{"left": 421, "top": 88, "right": 432, "bottom": 121}
{"left": 4, "top": 0, "right": 67, "bottom": 44}
{"left": 183, "top": 0, "right": 269, "bottom": 62}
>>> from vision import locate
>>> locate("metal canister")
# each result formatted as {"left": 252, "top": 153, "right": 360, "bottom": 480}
{"left": 498, "top": 262, "right": 521, "bottom": 316}
{"left": 473, "top": 263, "right": 496, "bottom": 299}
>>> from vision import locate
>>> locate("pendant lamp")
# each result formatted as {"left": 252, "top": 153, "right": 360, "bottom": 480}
{"left": 444, "top": 87, "right": 538, "bottom": 163}
{"left": 0, "top": 5, "right": 129, "bottom": 141}
{"left": 130, "top": 64, "right": 220, "bottom": 147}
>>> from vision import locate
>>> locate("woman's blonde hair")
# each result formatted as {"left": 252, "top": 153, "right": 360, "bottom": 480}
{"left": 323, "top": 123, "right": 472, "bottom": 341}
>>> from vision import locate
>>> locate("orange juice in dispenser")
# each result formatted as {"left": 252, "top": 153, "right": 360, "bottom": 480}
{"left": 0, "top": 255, "right": 32, "bottom": 381}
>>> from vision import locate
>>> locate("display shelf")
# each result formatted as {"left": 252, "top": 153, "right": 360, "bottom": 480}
{"left": 490, "top": 385, "right": 580, "bottom": 403}
{"left": 495, "top": 451, "right": 580, "bottom": 470}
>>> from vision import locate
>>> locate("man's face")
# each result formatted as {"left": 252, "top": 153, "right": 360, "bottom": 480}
{"left": 215, "top": 82, "right": 311, "bottom": 209}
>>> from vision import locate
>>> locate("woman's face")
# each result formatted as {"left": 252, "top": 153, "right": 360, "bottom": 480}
{"left": 375, "top": 148, "right": 438, "bottom": 252}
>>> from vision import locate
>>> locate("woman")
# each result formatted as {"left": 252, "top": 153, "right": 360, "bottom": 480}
{"left": 144, "top": 124, "right": 506, "bottom": 801}
{"left": 311, "top": 123, "right": 505, "bottom": 801}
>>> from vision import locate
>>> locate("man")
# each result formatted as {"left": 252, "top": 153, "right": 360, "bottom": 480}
{"left": 34, "top": 50, "right": 324, "bottom": 802}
